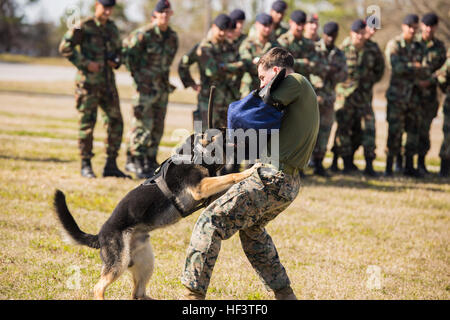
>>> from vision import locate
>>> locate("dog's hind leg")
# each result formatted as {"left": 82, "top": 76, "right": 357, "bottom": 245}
{"left": 93, "top": 265, "right": 123, "bottom": 300}
{"left": 129, "top": 233, "right": 155, "bottom": 300}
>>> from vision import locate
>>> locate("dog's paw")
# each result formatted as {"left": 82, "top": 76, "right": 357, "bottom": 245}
{"left": 251, "top": 162, "right": 263, "bottom": 171}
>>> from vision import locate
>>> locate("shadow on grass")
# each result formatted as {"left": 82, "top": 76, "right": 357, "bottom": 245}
{"left": 0, "top": 154, "right": 73, "bottom": 163}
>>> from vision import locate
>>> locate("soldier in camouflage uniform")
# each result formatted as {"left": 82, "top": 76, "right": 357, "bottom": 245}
{"left": 181, "top": 48, "right": 319, "bottom": 300}
{"left": 384, "top": 14, "right": 428, "bottom": 177}
{"left": 436, "top": 49, "right": 450, "bottom": 177}
{"left": 416, "top": 13, "right": 446, "bottom": 174}
{"left": 59, "top": 0, "right": 129, "bottom": 179}
{"left": 122, "top": 0, "right": 178, "bottom": 179}
{"left": 239, "top": 14, "right": 277, "bottom": 97}
{"left": 310, "top": 22, "right": 347, "bottom": 176}
{"left": 229, "top": 9, "right": 247, "bottom": 52}
{"left": 304, "top": 13, "right": 321, "bottom": 42}
{"left": 269, "top": 1, "right": 289, "bottom": 41}
{"left": 331, "top": 19, "right": 380, "bottom": 176}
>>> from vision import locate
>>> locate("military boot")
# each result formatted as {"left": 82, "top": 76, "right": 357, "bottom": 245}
{"left": 103, "top": 157, "right": 132, "bottom": 179}
{"left": 418, "top": 155, "right": 429, "bottom": 175}
{"left": 384, "top": 156, "right": 394, "bottom": 177}
{"left": 313, "top": 157, "right": 330, "bottom": 177}
{"left": 125, "top": 152, "right": 136, "bottom": 173}
{"left": 394, "top": 155, "right": 403, "bottom": 173}
{"left": 274, "top": 286, "right": 297, "bottom": 300}
{"left": 182, "top": 287, "right": 205, "bottom": 300}
{"left": 330, "top": 153, "right": 340, "bottom": 172}
{"left": 134, "top": 157, "right": 153, "bottom": 180}
{"left": 364, "top": 157, "right": 379, "bottom": 177}
{"left": 81, "top": 159, "right": 96, "bottom": 179}
{"left": 440, "top": 158, "right": 449, "bottom": 177}
{"left": 403, "top": 155, "right": 423, "bottom": 178}
{"left": 342, "top": 155, "right": 358, "bottom": 174}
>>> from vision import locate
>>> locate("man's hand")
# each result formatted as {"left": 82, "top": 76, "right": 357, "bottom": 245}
{"left": 87, "top": 61, "right": 101, "bottom": 73}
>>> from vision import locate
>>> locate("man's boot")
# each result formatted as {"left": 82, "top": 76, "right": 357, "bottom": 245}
{"left": 384, "top": 155, "right": 394, "bottom": 177}
{"left": 418, "top": 155, "right": 429, "bottom": 175}
{"left": 182, "top": 287, "right": 205, "bottom": 300}
{"left": 403, "top": 155, "right": 423, "bottom": 178}
{"left": 134, "top": 156, "right": 153, "bottom": 180}
{"left": 81, "top": 159, "right": 96, "bottom": 179}
{"left": 394, "top": 155, "right": 403, "bottom": 173}
{"left": 440, "top": 158, "right": 449, "bottom": 177}
{"left": 330, "top": 153, "right": 340, "bottom": 172}
{"left": 342, "top": 155, "right": 358, "bottom": 174}
{"left": 103, "top": 157, "right": 132, "bottom": 179}
{"left": 125, "top": 152, "right": 136, "bottom": 173}
{"left": 364, "top": 157, "right": 379, "bottom": 177}
{"left": 349, "top": 152, "right": 359, "bottom": 171}
{"left": 314, "top": 157, "right": 330, "bottom": 177}
{"left": 274, "top": 286, "right": 297, "bottom": 300}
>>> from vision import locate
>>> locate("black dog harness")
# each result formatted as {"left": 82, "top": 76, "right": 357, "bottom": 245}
{"left": 142, "top": 158, "right": 211, "bottom": 218}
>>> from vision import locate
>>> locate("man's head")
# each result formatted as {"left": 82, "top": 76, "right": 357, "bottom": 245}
{"left": 289, "top": 10, "right": 306, "bottom": 39}
{"left": 230, "top": 9, "right": 246, "bottom": 36}
{"left": 270, "top": 1, "right": 287, "bottom": 25}
{"left": 153, "top": 0, "right": 173, "bottom": 29}
{"left": 257, "top": 47, "right": 294, "bottom": 88}
{"left": 305, "top": 13, "right": 319, "bottom": 39}
{"left": 350, "top": 19, "right": 367, "bottom": 48}
{"left": 365, "top": 15, "right": 379, "bottom": 40}
{"left": 255, "top": 13, "right": 273, "bottom": 40}
{"left": 402, "top": 14, "right": 419, "bottom": 41}
{"left": 95, "top": 0, "right": 115, "bottom": 24}
{"left": 421, "top": 13, "right": 439, "bottom": 40}
{"left": 322, "top": 21, "right": 339, "bottom": 47}
{"left": 212, "top": 14, "right": 232, "bottom": 43}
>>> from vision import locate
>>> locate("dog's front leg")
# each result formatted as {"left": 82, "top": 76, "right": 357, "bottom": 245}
{"left": 189, "top": 163, "right": 262, "bottom": 200}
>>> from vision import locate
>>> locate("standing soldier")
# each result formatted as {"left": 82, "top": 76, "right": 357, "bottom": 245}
{"left": 304, "top": 13, "right": 320, "bottom": 42}
{"left": 331, "top": 19, "right": 379, "bottom": 176}
{"left": 229, "top": 9, "right": 247, "bottom": 50}
{"left": 59, "top": 0, "right": 129, "bottom": 179}
{"left": 436, "top": 49, "right": 449, "bottom": 177}
{"left": 416, "top": 13, "right": 446, "bottom": 175}
{"left": 228, "top": 9, "right": 247, "bottom": 102}
{"left": 269, "top": 1, "right": 289, "bottom": 40}
{"left": 239, "top": 13, "right": 277, "bottom": 97}
{"left": 384, "top": 14, "right": 427, "bottom": 177}
{"left": 310, "top": 22, "right": 347, "bottom": 176}
{"left": 122, "top": 0, "right": 178, "bottom": 179}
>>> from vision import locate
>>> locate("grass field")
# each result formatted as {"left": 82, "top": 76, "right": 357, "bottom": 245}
{"left": 0, "top": 83, "right": 449, "bottom": 300}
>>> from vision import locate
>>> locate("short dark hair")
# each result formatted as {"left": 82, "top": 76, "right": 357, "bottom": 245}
{"left": 258, "top": 47, "right": 294, "bottom": 71}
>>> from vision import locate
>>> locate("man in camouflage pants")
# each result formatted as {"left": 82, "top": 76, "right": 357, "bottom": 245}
{"left": 416, "top": 13, "right": 446, "bottom": 174}
{"left": 181, "top": 47, "right": 319, "bottom": 300}
{"left": 310, "top": 22, "right": 347, "bottom": 176}
{"left": 59, "top": 0, "right": 129, "bottom": 179}
{"left": 436, "top": 49, "right": 450, "bottom": 177}
{"left": 384, "top": 14, "right": 428, "bottom": 177}
{"left": 122, "top": 0, "right": 178, "bottom": 179}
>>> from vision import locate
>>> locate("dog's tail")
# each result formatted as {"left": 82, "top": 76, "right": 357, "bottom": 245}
{"left": 53, "top": 190, "right": 100, "bottom": 249}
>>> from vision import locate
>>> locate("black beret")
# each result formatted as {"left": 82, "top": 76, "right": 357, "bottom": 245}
{"left": 351, "top": 19, "right": 366, "bottom": 32}
{"left": 403, "top": 14, "right": 419, "bottom": 26}
{"left": 256, "top": 13, "right": 273, "bottom": 26}
{"left": 230, "top": 9, "right": 246, "bottom": 22}
{"left": 290, "top": 10, "right": 306, "bottom": 25}
{"left": 272, "top": 1, "right": 287, "bottom": 13}
{"left": 98, "top": 0, "right": 116, "bottom": 6}
{"left": 323, "top": 21, "right": 339, "bottom": 35}
{"left": 214, "top": 14, "right": 232, "bottom": 30}
{"left": 155, "top": 0, "right": 171, "bottom": 13}
{"left": 365, "top": 15, "right": 380, "bottom": 29}
{"left": 306, "top": 13, "right": 319, "bottom": 23}
{"left": 421, "top": 13, "right": 439, "bottom": 26}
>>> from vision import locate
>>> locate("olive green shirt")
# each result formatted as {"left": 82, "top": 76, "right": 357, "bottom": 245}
{"left": 272, "top": 73, "right": 319, "bottom": 170}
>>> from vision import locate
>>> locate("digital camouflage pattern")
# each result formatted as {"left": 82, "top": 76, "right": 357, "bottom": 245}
{"left": 384, "top": 34, "right": 425, "bottom": 157}
{"left": 436, "top": 50, "right": 450, "bottom": 159}
{"left": 417, "top": 35, "right": 446, "bottom": 157}
{"left": 122, "top": 23, "right": 178, "bottom": 158}
{"left": 239, "top": 34, "right": 277, "bottom": 97}
{"left": 181, "top": 164, "right": 301, "bottom": 296}
{"left": 311, "top": 38, "right": 347, "bottom": 159}
{"left": 332, "top": 37, "right": 380, "bottom": 159}
{"left": 59, "top": 17, "right": 124, "bottom": 160}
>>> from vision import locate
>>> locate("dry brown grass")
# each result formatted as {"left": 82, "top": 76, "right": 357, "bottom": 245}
{"left": 0, "top": 91, "right": 449, "bottom": 300}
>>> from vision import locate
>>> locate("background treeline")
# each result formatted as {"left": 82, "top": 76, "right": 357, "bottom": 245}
{"left": 1, "top": 0, "right": 449, "bottom": 58}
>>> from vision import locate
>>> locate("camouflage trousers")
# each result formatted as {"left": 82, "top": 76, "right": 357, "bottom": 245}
{"left": 312, "top": 93, "right": 335, "bottom": 159}
{"left": 386, "top": 95, "right": 421, "bottom": 157}
{"left": 193, "top": 87, "right": 234, "bottom": 130}
{"left": 440, "top": 99, "right": 450, "bottom": 160}
{"left": 127, "top": 90, "right": 169, "bottom": 158}
{"left": 181, "top": 164, "right": 301, "bottom": 296}
{"left": 333, "top": 91, "right": 376, "bottom": 159}
{"left": 418, "top": 93, "right": 440, "bottom": 157}
{"left": 75, "top": 82, "right": 123, "bottom": 160}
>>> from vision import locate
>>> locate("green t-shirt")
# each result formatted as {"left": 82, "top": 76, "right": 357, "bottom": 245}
{"left": 272, "top": 73, "right": 319, "bottom": 170}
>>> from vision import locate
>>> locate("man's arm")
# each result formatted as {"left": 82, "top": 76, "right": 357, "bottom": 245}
{"left": 178, "top": 43, "right": 200, "bottom": 89}
{"left": 59, "top": 26, "right": 90, "bottom": 73}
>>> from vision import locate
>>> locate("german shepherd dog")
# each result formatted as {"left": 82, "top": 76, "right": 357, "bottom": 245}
{"left": 53, "top": 129, "right": 261, "bottom": 300}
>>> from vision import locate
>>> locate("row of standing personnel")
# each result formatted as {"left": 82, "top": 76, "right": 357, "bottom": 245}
{"left": 58, "top": 0, "right": 449, "bottom": 180}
